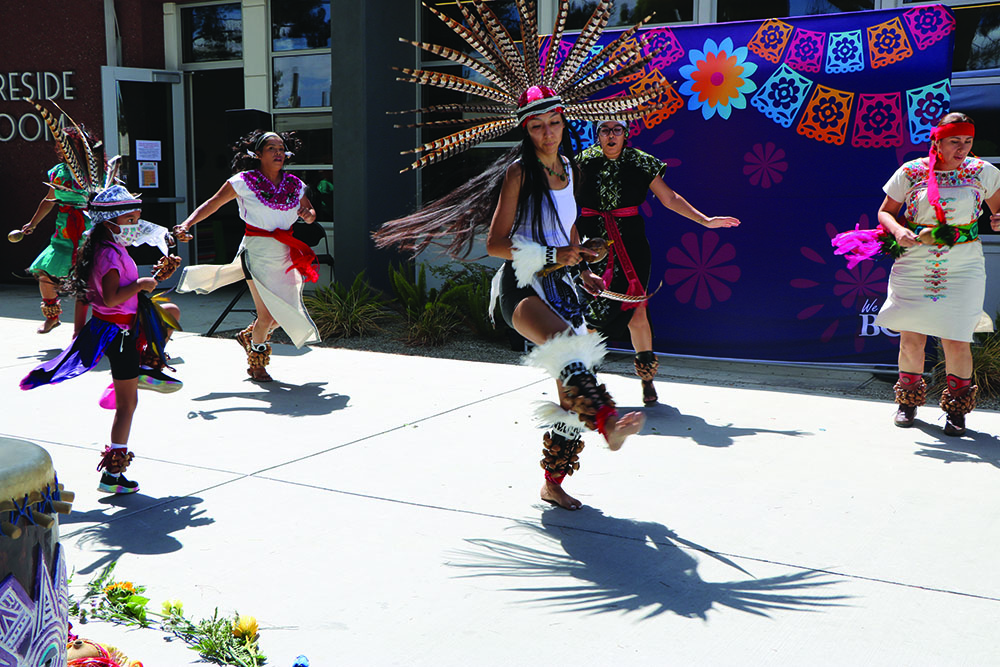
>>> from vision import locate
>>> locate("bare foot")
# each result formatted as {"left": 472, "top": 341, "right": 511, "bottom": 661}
{"left": 37, "top": 318, "right": 60, "bottom": 334}
{"left": 247, "top": 366, "right": 273, "bottom": 382}
{"left": 540, "top": 480, "right": 582, "bottom": 510}
{"left": 605, "top": 411, "right": 645, "bottom": 451}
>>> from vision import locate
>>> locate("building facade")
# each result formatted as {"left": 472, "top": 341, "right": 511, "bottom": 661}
{"left": 2, "top": 0, "right": 998, "bottom": 306}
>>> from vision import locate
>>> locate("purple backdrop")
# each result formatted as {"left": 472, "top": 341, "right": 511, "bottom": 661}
{"left": 560, "top": 5, "right": 956, "bottom": 363}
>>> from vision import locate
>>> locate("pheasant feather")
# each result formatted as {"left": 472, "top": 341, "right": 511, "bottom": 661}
{"left": 541, "top": 0, "right": 570, "bottom": 87}
{"left": 552, "top": 2, "right": 613, "bottom": 91}
{"left": 515, "top": 0, "right": 541, "bottom": 86}
{"left": 394, "top": 67, "right": 516, "bottom": 104}
{"left": 51, "top": 100, "right": 101, "bottom": 192}
{"left": 561, "top": 14, "right": 657, "bottom": 92}
{"left": 25, "top": 99, "right": 88, "bottom": 190}
{"left": 398, "top": 38, "right": 509, "bottom": 90}
{"left": 473, "top": 0, "right": 529, "bottom": 91}
{"left": 425, "top": 3, "right": 518, "bottom": 88}
{"left": 394, "top": 1, "right": 670, "bottom": 169}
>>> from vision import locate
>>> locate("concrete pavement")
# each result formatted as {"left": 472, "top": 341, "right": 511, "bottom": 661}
{"left": 2, "top": 282, "right": 999, "bottom": 666}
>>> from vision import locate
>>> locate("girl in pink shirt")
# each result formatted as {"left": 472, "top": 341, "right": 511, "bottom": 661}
{"left": 21, "top": 185, "right": 180, "bottom": 494}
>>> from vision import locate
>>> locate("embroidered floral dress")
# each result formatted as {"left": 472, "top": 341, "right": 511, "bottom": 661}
{"left": 875, "top": 156, "right": 1000, "bottom": 341}
{"left": 176, "top": 170, "right": 320, "bottom": 348}
{"left": 575, "top": 146, "right": 665, "bottom": 338}
{"left": 27, "top": 163, "right": 92, "bottom": 279}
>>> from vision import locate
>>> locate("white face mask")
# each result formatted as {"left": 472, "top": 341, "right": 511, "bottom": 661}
{"left": 111, "top": 223, "right": 143, "bottom": 246}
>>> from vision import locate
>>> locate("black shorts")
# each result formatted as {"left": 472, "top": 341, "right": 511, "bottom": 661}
{"left": 497, "top": 261, "right": 536, "bottom": 330}
{"left": 105, "top": 328, "right": 140, "bottom": 381}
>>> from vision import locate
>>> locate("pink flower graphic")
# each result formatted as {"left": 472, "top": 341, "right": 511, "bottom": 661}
{"left": 834, "top": 260, "right": 887, "bottom": 308}
{"left": 743, "top": 141, "right": 788, "bottom": 188}
{"left": 789, "top": 217, "right": 889, "bottom": 351}
{"left": 664, "top": 231, "right": 741, "bottom": 310}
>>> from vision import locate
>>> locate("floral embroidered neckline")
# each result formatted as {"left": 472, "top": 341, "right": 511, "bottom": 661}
{"left": 242, "top": 170, "right": 300, "bottom": 211}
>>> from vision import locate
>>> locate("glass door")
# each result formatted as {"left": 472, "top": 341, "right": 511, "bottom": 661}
{"left": 101, "top": 67, "right": 188, "bottom": 287}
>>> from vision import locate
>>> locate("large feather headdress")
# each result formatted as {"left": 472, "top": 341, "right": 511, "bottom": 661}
{"left": 25, "top": 98, "right": 121, "bottom": 196}
{"left": 393, "top": 0, "right": 671, "bottom": 172}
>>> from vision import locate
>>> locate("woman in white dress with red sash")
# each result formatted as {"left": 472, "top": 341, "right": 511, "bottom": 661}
{"left": 174, "top": 130, "right": 321, "bottom": 382}
{"left": 876, "top": 112, "right": 1000, "bottom": 435}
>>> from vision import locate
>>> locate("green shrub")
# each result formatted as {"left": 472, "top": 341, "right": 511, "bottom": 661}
{"left": 407, "top": 301, "right": 462, "bottom": 346}
{"left": 305, "top": 272, "right": 384, "bottom": 339}
{"left": 429, "top": 262, "right": 505, "bottom": 339}
{"left": 389, "top": 262, "right": 470, "bottom": 345}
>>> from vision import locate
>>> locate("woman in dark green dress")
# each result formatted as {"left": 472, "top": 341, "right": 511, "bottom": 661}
{"left": 576, "top": 120, "right": 740, "bottom": 404}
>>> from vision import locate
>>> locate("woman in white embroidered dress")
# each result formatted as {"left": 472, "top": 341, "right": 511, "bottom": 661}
{"left": 173, "top": 130, "right": 321, "bottom": 382}
{"left": 875, "top": 112, "right": 1000, "bottom": 435}
{"left": 486, "top": 87, "right": 644, "bottom": 511}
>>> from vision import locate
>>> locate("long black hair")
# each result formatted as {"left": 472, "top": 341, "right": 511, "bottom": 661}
{"left": 373, "top": 114, "right": 580, "bottom": 259}
{"left": 62, "top": 222, "right": 116, "bottom": 302}
{"left": 513, "top": 114, "right": 581, "bottom": 245}
{"left": 230, "top": 129, "right": 303, "bottom": 175}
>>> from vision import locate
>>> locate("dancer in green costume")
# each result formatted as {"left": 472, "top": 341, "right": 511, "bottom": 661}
{"left": 19, "top": 127, "right": 99, "bottom": 334}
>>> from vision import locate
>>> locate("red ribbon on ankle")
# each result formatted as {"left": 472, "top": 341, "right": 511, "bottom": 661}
{"left": 595, "top": 404, "right": 619, "bottom": 438}
{"left": 544, "top": 470, "right": 566, "bottom": 485}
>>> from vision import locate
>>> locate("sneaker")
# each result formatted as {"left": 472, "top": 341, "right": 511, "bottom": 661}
{"left": 138, "top": 366, "right": 183, "bottom": 393}
{"left": 99, "top": 382, "right": 116, "bottom": 410}
{"left": 98, "top": 472, "right": 139, "bottom": 494}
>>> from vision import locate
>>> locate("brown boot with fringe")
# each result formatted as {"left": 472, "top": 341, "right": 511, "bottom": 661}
{"left": 634, "top": 351, "right": 659, "bottom": 405}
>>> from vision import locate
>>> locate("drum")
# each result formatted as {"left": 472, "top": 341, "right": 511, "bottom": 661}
{"left": 0, "top": 437, "right": 74, "bottom": 666}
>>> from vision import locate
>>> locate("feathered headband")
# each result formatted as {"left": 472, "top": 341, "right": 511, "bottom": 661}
{"left": 25, "top": 98, "right": 122, "bottom": 197}
{"left": 391, "top": 0, "right": 672, "bottom": 172}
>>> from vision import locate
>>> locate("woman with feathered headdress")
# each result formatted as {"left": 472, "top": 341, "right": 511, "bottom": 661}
{"left": 574, "top": 118, "right": 740, "bottom": 406}
{"left": 374, "top": 0, "right": 673, "bottom": 509}
{"left": 16, "top": 124, "right": 101, "bottom": 335}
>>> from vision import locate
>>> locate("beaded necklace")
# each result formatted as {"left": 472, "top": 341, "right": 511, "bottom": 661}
{"left": 242, "top": 170, "right": 301, "bottom": 211}
{"left": 541, "top": 157, "right": 567, "bottom": 182}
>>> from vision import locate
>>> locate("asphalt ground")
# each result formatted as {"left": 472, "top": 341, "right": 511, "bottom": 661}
{"left": 2, "top": 282, "right": 999, "bottom": 666}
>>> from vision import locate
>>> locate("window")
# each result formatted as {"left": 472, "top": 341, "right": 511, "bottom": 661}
{"left": 566, "top": 0, "right": 694, "bottom": 29}
{"left": 272, "top": 54, "right": 331, "bottom": 108}
{"left": 270, "top": 0, "right": 331, "bottom": 110}
{"left": 952, "top": 3, "right": 1000, "bottom": 72}
{"left": 272, "top": 0, "right": 331, "bottom": 51}
{"left": 717, "top": 0, "right": 874, "bottom": 23}
{"left": 181, "top": 3, "right": 242, "bottom": 63}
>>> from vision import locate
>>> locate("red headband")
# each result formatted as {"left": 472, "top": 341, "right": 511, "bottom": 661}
{"left": 926, "top": 122, "right": 975, "bottom": 224}
{"left": 931, "top": 122, "right": 975, "bottom": 141}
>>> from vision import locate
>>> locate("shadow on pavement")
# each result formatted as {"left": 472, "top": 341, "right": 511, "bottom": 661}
{"left": 16, "top": 347, "right": 64, "bottom": 364}
{"left": 910, "top": 420, "right": 1000, "bottom": 469}
{"left": 448, "top": 507, "right": 846, "bottom": 620}
{"left": 638, "top": 403, "right": 808, "bottom": 447}
{"left": 61, "top": 494, "right": 214, "bottom": 575}
{"left": 186, "top": 381, "right": 349, "bottom": 419}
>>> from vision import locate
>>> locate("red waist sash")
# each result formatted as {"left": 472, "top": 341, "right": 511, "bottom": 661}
{"left": 244, "top": 224, "right": 319, "bottom": 283}
{"left": 94, "top": 311, "right": 136, "bottom": 327}
{"left": 580, "top": 206, "right": 643, "bottom": 310}
{"left": 59, "top": 205, "right": 87, "bottom": 264}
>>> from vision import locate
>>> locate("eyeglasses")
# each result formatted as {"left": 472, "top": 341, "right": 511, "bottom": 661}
{"left": 598, "top": 126, "right": 625, "bottom": 137}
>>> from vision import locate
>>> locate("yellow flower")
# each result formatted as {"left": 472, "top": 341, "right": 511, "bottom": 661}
{"left": 232, "top": 615, "right": 259, "bottom": 639}
{"left": 161, "top": 599, "right": 184, "bottom": 615}
{"left": 104, "top": 581, "right": 135, "bottom": 594}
